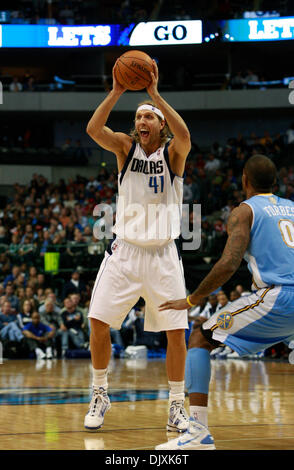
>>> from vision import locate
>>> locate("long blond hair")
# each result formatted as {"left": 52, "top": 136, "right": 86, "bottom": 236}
{"left": 130, "top": 100, "right": 173, "bottom": 145}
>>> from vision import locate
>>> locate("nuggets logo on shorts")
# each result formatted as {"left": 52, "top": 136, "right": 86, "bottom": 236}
{"left": 216, "top": 312, "right": 233, "bottom": 330}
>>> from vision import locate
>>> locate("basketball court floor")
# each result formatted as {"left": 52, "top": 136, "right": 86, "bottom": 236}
{"left": 1, "top": 357, "right": 294, "bottom": 450}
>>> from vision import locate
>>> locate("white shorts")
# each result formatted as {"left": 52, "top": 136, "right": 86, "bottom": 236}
{"left": 88, "top": 238, "right": 188, "bottom": 332}
{"left": 202, "top": 286, "right": 294, "bottom": 356}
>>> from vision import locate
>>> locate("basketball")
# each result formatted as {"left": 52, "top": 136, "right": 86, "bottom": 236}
{"left": 114, "top": 50, "right": 153, "bottom": 91}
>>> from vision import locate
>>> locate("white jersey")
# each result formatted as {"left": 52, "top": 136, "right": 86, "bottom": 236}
{"left": 113, "top": 140, "right": 184, "bottom": 247}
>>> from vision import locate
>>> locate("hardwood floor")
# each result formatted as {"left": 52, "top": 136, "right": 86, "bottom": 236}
{"left": 1, "top": 357, "right": 294, "bottom": 450}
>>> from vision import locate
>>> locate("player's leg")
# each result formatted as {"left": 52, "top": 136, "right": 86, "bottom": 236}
{"left": 84, "top": 318, "right": 112, "bottom": 431}
{"left": 185, "top": 320, "right": 215, "bottom": 427}
{"left": 144, "top": 242, "right": 190, "bottom": 432}
{"left": 84, "top": 241, "right": 142, "bottom": 431}
{"left": 156, "top": 321, "right": 217, "bottom": 450}
{"left": 165, "top": 328, "right": 189, "bottom": 432}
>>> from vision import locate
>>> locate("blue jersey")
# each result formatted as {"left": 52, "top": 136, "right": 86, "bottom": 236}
{"left": 243, "top": 193, "right": 294, "bottom": 288}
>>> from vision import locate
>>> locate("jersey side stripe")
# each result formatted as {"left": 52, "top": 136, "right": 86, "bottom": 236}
{"left": 210, "top": 285, "right": 274, "bottom": 332}
{"left": 163, "top": 140, "right": 175, "bottom": 184}
{"left": 119, "top": 141, "right": 136, "bottom": 185}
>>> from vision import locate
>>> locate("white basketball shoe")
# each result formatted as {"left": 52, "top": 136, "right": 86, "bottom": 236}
{"left": 84, "top": 387, "right": 111, "bottom": 431}
{"left": 156, "top": 417, "right": 215, "bottom": 450}
{"left": 167, "top": 400, "right": 190, "bottom": 432}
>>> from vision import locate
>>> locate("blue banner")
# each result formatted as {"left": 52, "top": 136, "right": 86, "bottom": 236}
{"left": 0, "top": 17, "right": 293, "bottom": 47}
{"left": 0, "top": 24, "right": 135, "bottom": 47}
{"left": 213, "top": 17, "right": 294, "bottom": 42}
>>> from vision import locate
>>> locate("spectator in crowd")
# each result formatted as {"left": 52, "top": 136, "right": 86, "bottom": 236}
{"left": 36, "top": 288, "right": 45, "bottom": 305}
{"left": 0, "top": 300, "right": 24, "bottom": 344}
{"left": 39, "top": 298, "right": 62, "bottom": 355}
{"left": 235, "top": 284, "right": 251, "bottom": 297}
{"left": 4, "top": 282, "right": 20, "bottom": 312}
{"left": 60, "top": 297, "right": 86, "bottom": 357}
{"left": 244, "top": 69, "right": 259, "bottom": 85}
{"left": 286, "top": 122, "right": 294, "bottom": 145}
{"left": 216, "top": 291, "right": 230, "bottom": 311}
{"left": 61, "top": 270, "right": 87, "bottom": 301}
{"left": 19, "top": 299, "right": 34, "bottom": 326}
{"left": 39, "top": 299, "right": 61, "bottom": 331}
{"left": 68, "top": 292, "right": 87, "bottom": 326}
{"left": 16, "top": 287, "right": 25, "bottom": 303}
{"left": 22, "top": 311, "right": 55, "bottom": 360}
{"left": 3, "top": 265, "right": 21, "bottom": 288}
{"left": 204, "top": 154, "right": 221, "bottom": 175}
{"left": 27, "top": 266, "right": 38, "bottom": 287}
{"left": 8, "top": 234, "right": 20, "bottom": 264}
{"left": 230, "top": 72, "right": 245, "bottom": 89}
{"left": 9, "top": 76, "right": 23, "bottom": 92}
{"left": 18, "top": 236, "right": 35, "bottom": 264}
{"left": 22, "top": 286, "right": 38, "bottom": 311}
{"left": 39, "top": 292, "right": 61, "bottom": 315}
{"left": 35, "top": 273, "right": 46, "bottom": 290}
{"left": 23, "top": 75, "right": 36, "bottom": 92}
{"left": 66, "top": 230, "right": 87, "bottom": 266}
{"left": 0, "top": 227, "right": 9, "bottom": 245}
{"left": 230, "top": 289, "right": 241, "bottom": 301}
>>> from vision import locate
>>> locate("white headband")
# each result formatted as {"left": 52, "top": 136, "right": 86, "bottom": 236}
{"left": 136, "top": 104, "right": 165, "bottom": 121}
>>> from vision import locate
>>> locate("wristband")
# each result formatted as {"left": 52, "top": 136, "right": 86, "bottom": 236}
{"left": 186, "top": 295, "right": 196, "bottom": 307}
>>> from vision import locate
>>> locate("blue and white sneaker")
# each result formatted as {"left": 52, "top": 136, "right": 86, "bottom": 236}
{"left": 167, "top": 400, "right": 190, "bottom": 432}
{"left": 84, "top": 387, "right": 111, "bottom": 431}
{"left": 156, "top": 418, "right": 216, "bottom": 450}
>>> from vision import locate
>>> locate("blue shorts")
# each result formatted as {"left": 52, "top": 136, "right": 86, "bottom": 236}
{"left": 202, "top": 286, "right": 294, "bottom": 356}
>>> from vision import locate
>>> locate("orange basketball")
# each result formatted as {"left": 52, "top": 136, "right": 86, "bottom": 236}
{"left": 114, "top": 50, "right": 153, "bottom": 91}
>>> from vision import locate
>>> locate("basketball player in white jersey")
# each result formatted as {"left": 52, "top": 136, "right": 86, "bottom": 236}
{"left": 84, "top": 59, "right": 191, "bottom": 432}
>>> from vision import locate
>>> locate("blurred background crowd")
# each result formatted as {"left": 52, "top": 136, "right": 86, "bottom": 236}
{"left": 2, "top": 0, "right": 293, "bottom": 26}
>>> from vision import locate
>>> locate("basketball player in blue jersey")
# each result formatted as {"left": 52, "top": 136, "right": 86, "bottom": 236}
{"left": 84, "top": 60, "right": 191, "bottom": 432}
{"left": 156, "top": 154, "right": 294, "bottom": 450}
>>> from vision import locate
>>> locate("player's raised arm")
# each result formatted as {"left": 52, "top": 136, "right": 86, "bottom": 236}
{"left": 159, "top": 204, "right": 252, "bottom": 311}
{"left": 86, "top": 62, "right": 132, "bottom": 159}
{"left": 146, "top": 60, "right": 191, "bottom": 171}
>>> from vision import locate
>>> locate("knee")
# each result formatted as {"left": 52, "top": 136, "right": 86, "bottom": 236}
{"left": 188, "top": 326, "right": 212, "bottom": 351}
{"left": 90, "top": 318, "right": 110, "bottom": 340}
{"left": 166, "top": 329, "right": 186, "bottom": 347}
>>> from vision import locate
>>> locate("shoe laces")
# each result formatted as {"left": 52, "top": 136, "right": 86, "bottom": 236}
{"left": 170, "top": 400, "right": 189, "bottom": 423}
{"left": 88, "top": 388, "right": 109, "bottom": 417}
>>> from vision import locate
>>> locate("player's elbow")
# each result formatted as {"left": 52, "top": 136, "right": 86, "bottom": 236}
{"left": 182, "top": 129, "right": 191, "bottom": 147}
{"left": 86, "top": 122, "right": 103, "bottom": 143}
{"left": 86, "top": 122, "right": 96, "bottom": 138}
{"left": 183, "top": 131, "right": 191, "bottom": 154}
{"left": 220, "top": 258, "right": 240, "bottom": 276}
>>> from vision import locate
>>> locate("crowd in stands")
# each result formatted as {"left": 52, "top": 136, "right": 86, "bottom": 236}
{"left": 0, "top": 125, "right": 293, "bottom": 360}
{"left": 5, "top": 66, "right": 289, "bottom": 94}
{"left": 2, "top": 1, "right": 292, "bottom": 25}
{"left": 5, "top": 58, "right": 292, "bottom": 95}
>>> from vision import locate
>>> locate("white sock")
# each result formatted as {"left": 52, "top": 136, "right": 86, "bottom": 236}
{"left": 168, "top": 380, "right": 185, "bottom": 403}
{"left": 92, "top": 367, "right": 108, "bottom": 390}
{"left": 190, "top": 405, "right": 208, "bottom": 427}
